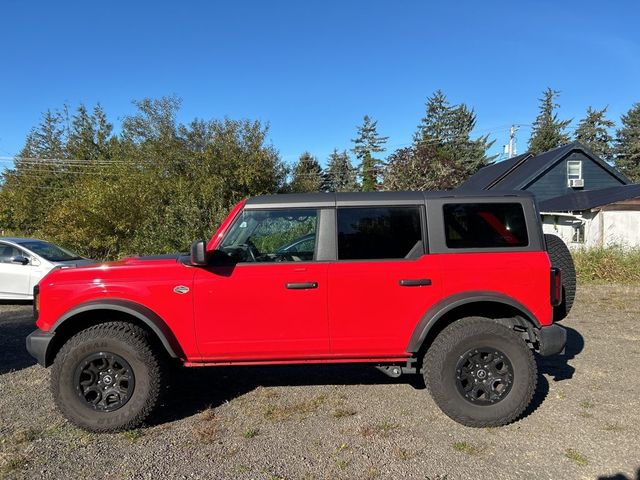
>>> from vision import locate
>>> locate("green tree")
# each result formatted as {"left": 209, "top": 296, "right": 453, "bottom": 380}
{"left": 528, "top": 88, "right": 571, "bottom": 154}
{"left": 384, "top": 143, "right": 464, "bottom": 191}
{"left": 289, "top": 152, "right": 323, "bottom": 192}
{"left": 324, "top": 149, "right": 357, "bottom": 192}
{"left": 615, "top": 102, "right": 640, "bottom": 182}
{"left": 0, "top": 96, "right": 287, "bottom": 260}
{"left": 574, "top": 106, "right": 615, "bottom": 161}
{"left": 414, "top": 90, "right": 495, "bottom": 177}
{"left": 351, "top": 115, "right": 388, "bottom": 191}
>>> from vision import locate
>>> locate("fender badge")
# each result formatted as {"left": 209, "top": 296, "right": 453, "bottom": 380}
{"left": 173, "top": 285, "right": 190, "bottom": 294}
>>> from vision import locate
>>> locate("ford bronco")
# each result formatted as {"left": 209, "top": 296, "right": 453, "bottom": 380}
{"left": 26, "top": 191, "right": 573, "bottom": 432}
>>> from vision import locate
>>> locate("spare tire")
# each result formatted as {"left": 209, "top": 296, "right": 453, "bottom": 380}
{"left": 544, "top": 234, "right": 576, "bottom": 321}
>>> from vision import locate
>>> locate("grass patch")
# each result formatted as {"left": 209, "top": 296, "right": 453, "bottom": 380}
{"left": 193, "top": 410, "right": 220, "bottom": 444}
{"left": 602, "top": 422, "right": 624, "bottom": 432}
{"left": 573, "top": 247, "right": 640, "bottom": 284}
{"left": 242, "top": 428, "right": 259, "bottom": 439}
{"left": 264, "top": 394, "right": 327, "bottom": 421}
{"left": 452, "top": 441, "right": 481, "bottom": 455}
{"left": 12, "top": 427, "right": 40, "bottom": 444}
{"left": 332, "top": 407, "right": 357, "bottom": 418}
{"left": 359, "top": 421, "right": 399, "bottom": 438}
{"left": 0, "top": 455, "right": 27, "bottom": 477}
{"left": 579, "top": 400, "right": 594, "bottom": 409}
{"left": 564, "top": 448, "right": 588, "bottom": 466}
{"left": 121, "top": 429, "right": 144, "bottom": 443}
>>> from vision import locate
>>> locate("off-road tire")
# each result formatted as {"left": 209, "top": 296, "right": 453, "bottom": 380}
{"left": 51, "top": 322, "right": 164, "bottom": 432}
{"left": 544, "top": 233, "right": 576, "bottom": 321}
{"left": 424, "top": 317, "right": 537, "bottom": 427}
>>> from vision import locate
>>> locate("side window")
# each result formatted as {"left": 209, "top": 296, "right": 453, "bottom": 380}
{"left": 443, "top": 203, "right": 528, "bottom": 248}
{"left": 337, "top": 207, "right": 423, "bottom": 260}
{"left": 218, "top": 208, "right": 317, "bottom": 263}
{"left": 0, "top": 244, "right": 23, "bottom": 264}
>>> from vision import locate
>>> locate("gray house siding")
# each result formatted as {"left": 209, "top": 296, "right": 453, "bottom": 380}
{"left": 524, "top": 152, "right": 626, "bottom": 202}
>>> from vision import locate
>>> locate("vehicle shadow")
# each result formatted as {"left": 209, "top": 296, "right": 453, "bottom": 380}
{"left": 536, "top": 326, "right": 584, "bottom": 381}
{"left": 519, "top": 325, "right": 583, "bottom": 421}
{"left": 0, "top": 305, "right": 36, "bottom": 375}
{"left": 153, "top": 326, "right": 585, "bottom": 427}
{"left": 598, "top": 469, "right": 640, "bottom": 480}
{"left": 152, "top": 362, "right": 425, "bottom": 426}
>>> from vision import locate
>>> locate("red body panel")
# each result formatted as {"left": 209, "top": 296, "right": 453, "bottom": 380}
{"left": 36, "top": 201, "right": 553, "bottom": 366}
{"left": 193, "top": 263, "right": 330, "bottom": 360}
{"left": 328, "top": 257, "right": 442, "bottom": 357}
{"left": 36, "top": 258, "right": 199, "bottom": 359}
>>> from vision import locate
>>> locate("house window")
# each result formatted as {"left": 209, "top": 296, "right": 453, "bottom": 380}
{"left": 572, "top": 223, "right": 585, "bottom": 243}
{"left": 567, "top": 161, "right": 582, "bottom": 180}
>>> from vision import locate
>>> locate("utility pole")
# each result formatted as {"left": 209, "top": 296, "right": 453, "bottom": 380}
{"left": 506, "top": 125, "right": 519, "bottom": 159}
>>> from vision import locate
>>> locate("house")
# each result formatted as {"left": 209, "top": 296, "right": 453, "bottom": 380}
{"left": 538, "top": 184, "right": 640, "bottom": 249}
{"left": 459, "top": 141, "right": 631, "bottom": 202}
{"left": 459, "top": 141, "right": 640, "bottom": 249}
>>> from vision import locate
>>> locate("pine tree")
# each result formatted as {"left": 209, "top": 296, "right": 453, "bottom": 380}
{"left": 324, "top": 149, "right": 357, "bottom": 192}
{"left": 289, "top": 152, "right": 323, "bottom": 192}
{"left": 351, "top": 115, "right": 388, "bottom": 191}
{"left": 615, "top": 102, "right": 640, "bottom": 182}
{"left": 414, "top": 90, "right": 495, "bottom": 177}
{"left": 528, "top": 88, "right": 571, "bottom": 154}
{"left": 574, "top": 106, "right": 615, "bottom": 161}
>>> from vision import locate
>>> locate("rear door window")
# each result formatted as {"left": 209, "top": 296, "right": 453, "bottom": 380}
{"left": 443, "top": 203, "right": 528, "bottom": 248}
{"left": 337, "top": 207, "right": 423, "bottom": 260}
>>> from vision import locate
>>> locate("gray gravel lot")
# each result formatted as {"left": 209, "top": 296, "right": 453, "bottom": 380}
{"left": 1, "top": 285, "right": 639, "bottom": 480}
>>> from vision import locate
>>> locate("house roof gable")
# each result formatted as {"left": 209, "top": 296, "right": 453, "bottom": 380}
{"left": 460, "top": 141, "right": 631, "bottom": 191}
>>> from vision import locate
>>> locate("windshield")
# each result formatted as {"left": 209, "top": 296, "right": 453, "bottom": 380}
{"left": 17, "top": 240, "right": 82, "bottom": 262}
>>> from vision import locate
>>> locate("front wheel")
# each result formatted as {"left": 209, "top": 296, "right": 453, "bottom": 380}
{"left": 424, "top": 317, "right": 537, "bottom": 427}
{"left": 51, "top": 322, "right": 164, "bottom": 432}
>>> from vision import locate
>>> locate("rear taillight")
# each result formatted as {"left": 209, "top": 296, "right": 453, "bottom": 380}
{"left": 550, "top": 267, "right": 562, "bottom": 307}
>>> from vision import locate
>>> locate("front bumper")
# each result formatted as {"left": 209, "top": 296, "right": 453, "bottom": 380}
{"left": 26, "top": 329, "right": 54, "bottom": 367}
{"left": 537, "top": 324, "right": 567, "bottom": 356}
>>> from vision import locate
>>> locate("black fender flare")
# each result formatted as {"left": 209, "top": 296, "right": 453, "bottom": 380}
{"left": 406, "top": 291, "right": 541, "bottom": 353}
{"left": 51, "top": 299, "right": 183, "bottom": 358}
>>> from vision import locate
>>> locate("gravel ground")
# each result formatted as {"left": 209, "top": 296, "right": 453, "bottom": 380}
{"left": 1, "top": 285, "right": 639, "bottom": 480}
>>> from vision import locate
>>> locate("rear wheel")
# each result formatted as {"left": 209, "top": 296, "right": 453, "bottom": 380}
{"left": 51, "top": 322, "right": 164, "bottom": 432}
{"left": 544, "top": 233, "right": 576, "bottom": 321}
{"left": 424, "top": 317, "right": 537, "bottom": 427}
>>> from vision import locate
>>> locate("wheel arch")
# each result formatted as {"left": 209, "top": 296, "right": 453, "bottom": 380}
{"left": 407, "top": 291, "right": 541, "bottom": 355}
{"left": 45, "top": 299, "right": 183, "bottom": 366}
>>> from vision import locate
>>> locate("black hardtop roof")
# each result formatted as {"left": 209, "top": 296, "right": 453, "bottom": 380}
{"left": 245, "top": 190, "right": 535, "bottom": 208}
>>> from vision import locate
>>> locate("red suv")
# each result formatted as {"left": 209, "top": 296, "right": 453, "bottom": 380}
{"left": 26, "top": 191, "right": 571, "bottom": 432}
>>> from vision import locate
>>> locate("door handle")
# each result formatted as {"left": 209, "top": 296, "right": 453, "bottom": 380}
{"left": 399, "top": 278, "right": 432, "bottom": 287}
{"left": 285, "top": 282, "right": 318, "bottom": 290}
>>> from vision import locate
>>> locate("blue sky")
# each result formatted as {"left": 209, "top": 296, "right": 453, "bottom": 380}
{"left": 1, "top": 0, "right": 639, "bottom": 166}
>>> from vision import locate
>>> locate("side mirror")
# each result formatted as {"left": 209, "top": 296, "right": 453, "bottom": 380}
{"left": 190, "top": 240, "right": 208, "bottom": 266}
{"left": 12, "top": 255, "right": 30, "bottom": 265}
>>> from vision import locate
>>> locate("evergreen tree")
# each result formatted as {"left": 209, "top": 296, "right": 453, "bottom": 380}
{"left": 324, "top": 149, "right": 357, "bottom": 192}
{"left": 289, "top": 152, "right": 323, "bottom": 192}
{"left": 351, "top": 115, "right": 388, "bottom": 191}
{"left": 615, "top": 102, "right": 640, "bottom": 182}
{"left": 414, "top": 90, "right": 495, "bottom": 177}
{"left": 528, "top": 88, "right": 571, "bottom": 154}
{"left": 574, "top": 106, "right": 615, "bottom": 161}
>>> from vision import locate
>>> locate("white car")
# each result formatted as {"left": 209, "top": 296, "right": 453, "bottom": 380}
{"left": 0, "top": 237, "right": 94, "bottom": 300}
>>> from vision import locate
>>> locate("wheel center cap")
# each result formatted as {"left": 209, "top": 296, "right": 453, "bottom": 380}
{"left": 103, "top": 375, "right": 113, "bottom": 385}
{"left": 477, "top": 369, "right": 487, "bottom": 379}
